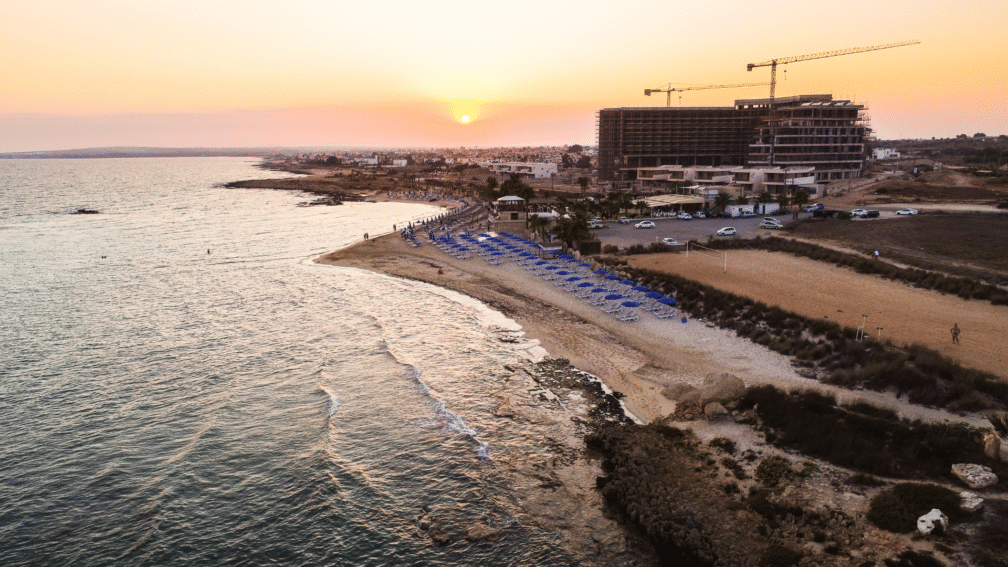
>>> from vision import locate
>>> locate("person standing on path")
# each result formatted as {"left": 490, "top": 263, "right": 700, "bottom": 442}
{"left": 951, "top": 323, "right": 960, "bottom": 344}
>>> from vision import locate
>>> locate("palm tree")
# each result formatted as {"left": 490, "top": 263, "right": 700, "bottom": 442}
{"left": 527, "top": 215, "right": 551, "bottom": 242}
{"left": 577, "top": 176, "right": 590, "bottom": 199}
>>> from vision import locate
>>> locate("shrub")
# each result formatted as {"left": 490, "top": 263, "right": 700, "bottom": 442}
{"left": 709, "top": 437, "right": 736, "bottom": 454}
{"left": 866, "top": 482, "right": 964, "bottom": 533}
{"left": 758, "top": 543, "right": 804, "bottom": 567}
{"left": 756, "top": 455, "right": 796, "bottom": 487}
{"left": 721, "top": 457, "right": 749, "bottom": 480}
{"left": 602, "top": 243, "right": 619, "bottom": 254}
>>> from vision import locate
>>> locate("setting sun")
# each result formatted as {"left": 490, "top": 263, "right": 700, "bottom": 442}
{"left": 460, "top": 115, "right": 470, "bottom": 124}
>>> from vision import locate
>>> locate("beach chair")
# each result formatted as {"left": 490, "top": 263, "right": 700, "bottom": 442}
{"left": 618, "top": 310, "right": 640, "bottom": 322}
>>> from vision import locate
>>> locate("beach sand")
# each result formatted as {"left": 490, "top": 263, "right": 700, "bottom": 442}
{"left": 317, "top": 233, "right": 987, "bottom": 429}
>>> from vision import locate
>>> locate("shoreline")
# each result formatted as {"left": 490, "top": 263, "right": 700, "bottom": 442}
{"left": 316, "top": 231, "right": 986, "bottom": 429}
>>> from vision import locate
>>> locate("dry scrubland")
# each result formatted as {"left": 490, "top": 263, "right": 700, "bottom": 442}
{"left": 787, "top": 214, "right": 1008, "bottom": 283}
{"left": 628, "top": 248, "right": 1008, "bottom": 379}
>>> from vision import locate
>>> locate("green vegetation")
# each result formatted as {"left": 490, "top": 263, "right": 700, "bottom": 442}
{"left": 866, "top": 482, "right": 963, "bottom": 533}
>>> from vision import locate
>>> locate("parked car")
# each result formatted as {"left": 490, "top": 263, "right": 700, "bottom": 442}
{"left": 866, "top": 210, "right": 880, "bottom": 218}
{"left": 587, "top": 220, "right": 605, "bottom": 229}
{"left": 716, "top": 227, "right": 736, "bottom": 236}
{"left": 758, "top": 220, "right": 783, "bottom": 229}
{"left": 695, "top": 211, "right": 706, "bottom": 219}
{"left": 805, "top": 203, "right": 824, "bottom": 212}
{"left": 634, "top": 221, "right": 655, "bottom": 229}
{"left": 896, "top": 208, "right": 918, "bottom": 215}
{"left": 851, "top": 209, "right": 868, "bottom": 218}
{"left": 677, "top": 212, "right": 692, "bottom": 220}
{"left": 619, "top": 217, "right": 630, "bottom": 224}
{"left": 740, "top": 211, "right": 756, "bottom": 218}
{"left": 662, "top": 237, "right": 678, "bottom": 246}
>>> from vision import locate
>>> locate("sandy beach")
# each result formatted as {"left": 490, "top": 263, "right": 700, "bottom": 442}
{"left": 317, "top": 232, "right": 991, "bottom": 429}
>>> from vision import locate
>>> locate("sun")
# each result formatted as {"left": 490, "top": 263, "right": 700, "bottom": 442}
{"left": 460, "top": 115, "right": 470, "bottom": 124}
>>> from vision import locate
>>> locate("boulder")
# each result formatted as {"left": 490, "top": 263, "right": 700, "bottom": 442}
{"left": 697, "top": 373, "right": 747, "bottom": 406}
{"left": 960, "top": 491, "right": 983, "bottom": 513}
{"left": 951, "top": 463, "right": 999, "bottom": 489}
{"left": 662, "top": 383, "right": 699, "bottom": 401}
{"left": 984, "top": 432, "right": 1002, "bottom": 461}
{"left": 704, "top": 402, "right": 730, "bottom": 420}
{"left": 917, "top": 509, "right": 948, "bottom": 536}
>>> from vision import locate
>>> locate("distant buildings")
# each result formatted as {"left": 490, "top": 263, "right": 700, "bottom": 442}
{"left": 872, "top": 148, "right": 901, "bottom": 160}
{"left": 597, "top": 94, "right": 869, "bottom": 191}
{"left": 480, "top": 161, "right": 558, "bottom": 179}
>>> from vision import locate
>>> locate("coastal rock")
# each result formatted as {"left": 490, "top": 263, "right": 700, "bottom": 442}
{"left": 465, "top": 522, "right": 500, "bottom": 542}
{"left": 960, "top": 491, "right": 983, "bottom": 513}
{"left": 679, "top": 374, "right": 746, "bottom": 407}
{"left": 662, "top": 383, "right": 698, "bottom": 401}
{"left": 916, "top": 508, "right": 948, "bottom": 536}
{"left": 983, "top": 431, "right": 1002, "bottom": 461}
{"left": 951, "top": 463, "right": 998, "bottom": 489}
{"left": 704, "top": 402, "right": 730, "bottom": 421}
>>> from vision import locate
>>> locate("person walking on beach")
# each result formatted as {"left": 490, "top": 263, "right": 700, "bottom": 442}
{"left": 951, "top": 323, "right": 960, "bottom": 344}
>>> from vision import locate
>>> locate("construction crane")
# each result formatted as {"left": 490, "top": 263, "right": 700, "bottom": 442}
{"left": 746, "top": 40, "right": 920, "bottom": 104}
{"left": 644, "top": 82, "right": 770, "bottom": 107}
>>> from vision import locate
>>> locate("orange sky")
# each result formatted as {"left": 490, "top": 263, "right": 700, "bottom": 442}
{"left": 2, "top": 0, "right": 1005, "bottom": 151}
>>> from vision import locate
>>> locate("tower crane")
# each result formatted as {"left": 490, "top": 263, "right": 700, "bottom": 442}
{"left": 644, "top": 82, "right": 770, "bottom": 107}
{"left": 746, "top": 40, "right": 920, "bottom": 105}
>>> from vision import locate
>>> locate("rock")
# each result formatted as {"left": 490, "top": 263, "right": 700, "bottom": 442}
{"left": 465, "top": 522, "right": 500, "bottom": 542}
{"left": 984, "top": 432, "right": 1002, "bottom": 461}
{"left": 418, "top": 514, "right": 432, "bottom": 531}
{"left": 960, "top": 491, "right": 983, "bottom": 513}
{"left": 917, "top": 508, "right": 948, "bottom": 535}
{"left": 704, "top": 402, "right": 730, "bottom": 420}
{"left": 951, "top": 463, "right": 999, "bottom": 489}
{"left": 662, "top": 383, "right": 698, "bottom": 401}
{"left": 700, "top": 373, "right": 746, "bottom": 406}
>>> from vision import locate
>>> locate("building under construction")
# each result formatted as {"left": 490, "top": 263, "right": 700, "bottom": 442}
{"left": 597, "top": 94, "right": 869, "bottom": 186}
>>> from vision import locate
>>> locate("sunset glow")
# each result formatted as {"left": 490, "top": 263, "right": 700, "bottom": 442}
{"left": 1, "top": 0, "right": 1005, "bottom": 151}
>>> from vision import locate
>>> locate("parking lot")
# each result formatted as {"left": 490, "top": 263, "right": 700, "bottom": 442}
{"left": 590, "top": 214, "right": 803, "bottom": 248}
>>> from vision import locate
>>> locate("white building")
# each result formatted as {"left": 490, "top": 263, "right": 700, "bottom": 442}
{"left": 481, "top": 161, "right": 558, "bottom": 179}
{"left": 873, "top": 148, "right": 901, "bottom": 160}
{"left": 391, "top": 159, "right": 408, "bottom": 167}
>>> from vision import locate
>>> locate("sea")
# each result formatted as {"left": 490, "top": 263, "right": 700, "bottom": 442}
{"left": 0, "top": 158, "right": 633, "bottom": 566}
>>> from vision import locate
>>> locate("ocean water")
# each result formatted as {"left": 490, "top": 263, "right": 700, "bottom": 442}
{"left": 0, "top": 158, "right": 596, "bottom": 566}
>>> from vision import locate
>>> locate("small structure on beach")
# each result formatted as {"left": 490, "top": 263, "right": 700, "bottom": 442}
{"left": 495, "top": 195, "right": 529, "bottom": 237}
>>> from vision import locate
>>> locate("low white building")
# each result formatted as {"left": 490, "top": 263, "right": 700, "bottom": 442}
{"left": 873, "top": 148, "right": 901, "bottom": 160}
{"left": 481, "top": 161, "right": 558, "bottom": 179}
{"left": 391, "top": 159, "right": 408, "bottom": 167}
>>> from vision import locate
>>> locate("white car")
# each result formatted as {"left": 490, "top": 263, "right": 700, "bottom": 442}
{"left": 662, "top": 237, "right": 678, "bottom": 246}
{"left": 758, "top": 220, "right": 783, "bottom": 229}
{"left": 677, "top": 212, "right": 692, "bottom": 220}
{"left": 619, "top": 217, "right": 630, "bottom": 224}
{"left": 805, "top": 203, "right": 824, "bottom": 212}
{"left": 634, "top": 221, "right": 655, "bottom": 229}
{"left": 851, "top": 209, "right": 868, "bottom": 218}
{"left": 716, "top": 227, "right": 736, "bottom": 236}
{"left": 896, "top": 208, "right": 918, "bottom": 215}
{"left": 695, "top": 211, "right": 706, "bottom": 219}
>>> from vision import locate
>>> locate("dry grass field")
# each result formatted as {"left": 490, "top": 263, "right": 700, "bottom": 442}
{"left": 787, "top": 214, "right": 1008, "bottom": 281}
{"left": 628, "top": 249, "right": 1008, "bottom": 380}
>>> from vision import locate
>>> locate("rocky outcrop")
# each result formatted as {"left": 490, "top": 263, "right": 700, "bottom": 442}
{"left": 983, "top": 431, "right": 1002, "bottom": 461}
{"left": 917, "top": 509, "right": 948, "bottom": 535}
{"left": 951, "top": 463, "right": 999, "bottom": 489}
{"left": 678, "top": 373, "right": 746, "bottom": 407}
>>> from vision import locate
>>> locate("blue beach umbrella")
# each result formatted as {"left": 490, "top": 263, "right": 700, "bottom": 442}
{"left": 632, "top": 285, "right": 649, "bottom": 292}
{"left": 605, "top": 274, "right": 620, "bottom": 281}
{"left": 535, "top": 260, "right": 548, "bottom": 265}
{"left": 645, "top": 291, "right": 663, "bottom": 299}
{"left": 619, "top": 280, "right": 635, "bottom": 286}
{"left": 604, "top": 293, "right": 624, "bottom": 301}
{"left": 566, "top": 276, "right": 581, "bottom": 282}
{"left": 593, "top": 270, "right": 608, "bottom": 275}
{"left": 559, "top": 254, "right": 572, "bottom": 259}
{"left": 621, "top": 301, "right": 641, "bottom": 308}
{"left": 579, "top": 262, "right": 593, "bottom": 268}
{"left": 556, "top": 270, "right": 570, "bottom": 276}
{"left": 545, "top": 265, "right": 558, "bottom": 271}
{"left": 577, "top": 282, "right": 593, "bottom": 288}
{"left": 591, "top": 287, "right": 608, "bottom": 293}
{"left": 657, "top": 297, "right": 675, "bottom": 305}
